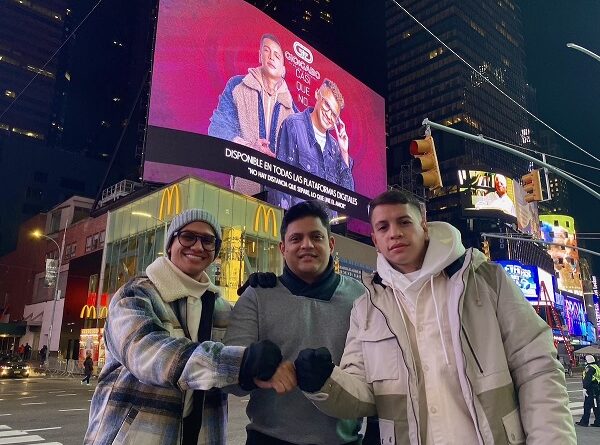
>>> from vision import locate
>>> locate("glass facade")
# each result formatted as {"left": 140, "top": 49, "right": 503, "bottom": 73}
{"left": 101, "top": 177, "right": 283, "bottom": 303}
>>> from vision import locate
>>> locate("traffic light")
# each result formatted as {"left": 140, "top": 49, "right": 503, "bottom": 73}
{"left": 522, "top": 169, "right": 543, "bottom": 202}
{"left": 410, "top": 135, "right": 443, "bottom": 190}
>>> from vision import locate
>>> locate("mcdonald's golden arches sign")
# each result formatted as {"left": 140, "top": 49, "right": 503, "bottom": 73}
{"left": 254, "top": 205, "right": 278, "bottom": 237}
{"left": 159, "top": 184, "right": 181, "bottom": 220}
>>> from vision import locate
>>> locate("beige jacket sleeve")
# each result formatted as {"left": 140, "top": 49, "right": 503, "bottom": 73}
{"left": 308, "top": 298, "right": 378, "bottom": 419}
{"left": 493, "top": 266, "right": 576, "bottom": 444}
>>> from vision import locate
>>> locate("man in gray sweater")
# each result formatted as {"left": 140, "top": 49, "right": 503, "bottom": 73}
{"left": 224, "top": 200, "right": 366, "bottom": 445}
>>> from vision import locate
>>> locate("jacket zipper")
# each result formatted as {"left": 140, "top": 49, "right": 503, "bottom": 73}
{"left": 461, "top": 326, "right": 484, "bottom": 374}
{"left": 456, "top": 252, "right": 484, "bottom": 445}
{"left": 368, "top": 287, "right": 422, "bottom": 445}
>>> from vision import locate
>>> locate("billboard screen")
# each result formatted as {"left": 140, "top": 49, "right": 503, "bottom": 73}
{"left": 497, "top": 260, "right": 538, "bottom": 302}
{"left": 458, "top": 170, "right": 539, "bottom": 234}
{"left": 563, "top": 296, "right": 587, "bottom": 337}
{"left": 144, "top": 0, "right": 386, "bottom": 221}
{"left": 539, "top": 215, "right": 583, "bottom": 295}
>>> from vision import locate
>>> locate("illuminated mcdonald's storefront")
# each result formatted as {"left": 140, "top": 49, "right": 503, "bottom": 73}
{"left": 100, "top": 176, "right": 284, "bottom": 305}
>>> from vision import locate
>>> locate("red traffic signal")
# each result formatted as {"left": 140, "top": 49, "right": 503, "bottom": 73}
{"left": 522, "top": 169, "right": 543, "bottom": 202}
{"left": 409, "top": 136, "right": 443, "bottom": 190}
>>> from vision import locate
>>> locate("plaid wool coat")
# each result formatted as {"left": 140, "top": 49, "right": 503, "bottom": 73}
{"left": 84, "top": 257, "right": 245, "bottom": 445}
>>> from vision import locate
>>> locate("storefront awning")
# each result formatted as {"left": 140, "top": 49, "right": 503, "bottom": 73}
{"left": 0, "top": 323, "right": 26, "bottom": 336}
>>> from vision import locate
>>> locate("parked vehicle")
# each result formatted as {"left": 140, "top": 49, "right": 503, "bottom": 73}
{"left": 0, "top": 354, "right": 30, "bottom": 378}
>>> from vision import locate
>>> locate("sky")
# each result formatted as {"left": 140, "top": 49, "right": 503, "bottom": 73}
{"left": 521, "top": 1, "right": 600, "bottom": 273}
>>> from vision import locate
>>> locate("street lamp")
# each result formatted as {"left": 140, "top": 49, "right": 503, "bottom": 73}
{"left": 32, "top": 229, "right": 66, "bottom": 366}
{"left": 566, "top": 43, "right": 600, "bottom": 63}
{"left": 131, "top": 212, "right": 169, "bottom": 256}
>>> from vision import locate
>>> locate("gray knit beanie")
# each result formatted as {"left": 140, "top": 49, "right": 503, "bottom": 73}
{"left": 164, "top": 208, "right": 222, "bottom": 257}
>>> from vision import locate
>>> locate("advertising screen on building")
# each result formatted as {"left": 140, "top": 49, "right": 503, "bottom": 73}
{"left": 497, "top": 260, "right": 538, "bottom": 302}
{"left": 539, "top": 215, "right": 583, "bottom": 295}
{"left": 144, "top": 0, "right": 386, "bottom": 221}
{"left": 563, "top": 296, "right": 587, "bottom": 337}
{"left": 458, "top": 170, "right": 539, "bottom": 235}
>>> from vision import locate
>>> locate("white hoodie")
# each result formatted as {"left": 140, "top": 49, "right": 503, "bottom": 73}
{"left": 377, "top": 222, "right": 479, "bottom": 445}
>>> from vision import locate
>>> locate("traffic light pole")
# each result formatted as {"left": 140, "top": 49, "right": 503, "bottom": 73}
{"left": 422, "top": 118, "right": 600, "bottom": 201}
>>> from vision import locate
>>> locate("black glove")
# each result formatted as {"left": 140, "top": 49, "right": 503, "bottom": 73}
{"left": 294, "top": 347, "right": 335, "bottom": 392}
{"left": 239, "top": 340, "right": 282, "bottom": 390}
{"left": 237, "top": 272, "right": 278, "bottom": 296}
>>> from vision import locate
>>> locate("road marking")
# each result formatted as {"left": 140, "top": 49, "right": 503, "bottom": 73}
{"left": 0, "top": 435, "right": 44, "bottom": 444}
{"left": 0, "top": 426, "right": 62, "bottom": 444}
{"left": 55, "top": 394, "right": 76, "bottom": 397}
{"left": 16, "top": 396, "right": 36, "bottom": 400}
{"left": 22, "top": 427, "right": 62, "bottom": 432}
{"left": 21, "top": 403, "right": 46, "bottom": 406}
{"left": 57, "top": 408, "right": 86, "bottom": 412}
{"left": 47, "top": 391, "right": 65, "bottom": 394}
{"left": 0, "top": 431, "right": 26, "bottom": 438}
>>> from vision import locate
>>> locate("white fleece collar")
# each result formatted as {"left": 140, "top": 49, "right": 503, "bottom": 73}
{"left": 145, "top": 257, "right": 218, "bottom": 303}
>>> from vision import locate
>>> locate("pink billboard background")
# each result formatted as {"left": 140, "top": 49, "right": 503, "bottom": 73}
{"left": 146, "top": 0, "right": 386, "bottom": 199}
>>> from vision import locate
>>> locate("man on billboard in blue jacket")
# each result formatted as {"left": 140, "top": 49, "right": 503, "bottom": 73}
{"left": 273, "top": 79, "right": 355, "bottom": 209}
{"left": 208, "top": 33, "right": 298, "bottom": 196}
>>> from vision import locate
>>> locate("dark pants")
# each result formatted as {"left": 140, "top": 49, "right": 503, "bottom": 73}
{"left": 580, "top": 393, "right": 600, "bottom": 425}
{"left": 81, "top": 371, "right": 92, "bottom": 384}
{"left": 246, "top": 429, "right": 360, "bottom": 445}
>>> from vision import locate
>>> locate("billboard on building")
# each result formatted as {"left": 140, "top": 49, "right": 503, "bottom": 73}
{"left": 497, "top": 260, "right": 538, "bottom": 302}
{"left": 563, "top": 296, "right": 587, "bottom": 337}
{"left": 144, "top": 0, "right": 386, "bottom": 221}
{"left": 539, "top": 215, "right": 583, "bottom": 295}
{"left": 458, "top": 170, "right": 539, "bottom": 235}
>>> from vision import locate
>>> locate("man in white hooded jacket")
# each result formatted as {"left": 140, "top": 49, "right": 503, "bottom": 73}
{"left": 293, "top": 190, "right": 576, "bottom": 444}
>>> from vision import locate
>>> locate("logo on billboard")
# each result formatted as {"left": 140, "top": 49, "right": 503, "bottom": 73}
{"left": 293, "top": 41, "right": 313, "bottom": 64}
{"left": 80, "top": 305, "right": 97, "bottom": 319}
{"left": 159, "top": 184, "right": 181, "bottom": 220}
{"left": 254, "top": 205, "right": 277, "bottom": 237}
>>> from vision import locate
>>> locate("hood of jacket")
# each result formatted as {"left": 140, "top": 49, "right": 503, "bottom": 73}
{"left": 145, "top": 256, "right": 218, "bottom": 303}
{"left": 244, "top": 67, "right": 294, "bottom": 109}
{"left": 377, "top": 221, "right": 467, "bottom": 296}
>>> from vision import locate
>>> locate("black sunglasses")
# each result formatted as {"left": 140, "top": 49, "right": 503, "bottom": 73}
{"left": 174, "top": 231, "right": 217, "bottom": 251}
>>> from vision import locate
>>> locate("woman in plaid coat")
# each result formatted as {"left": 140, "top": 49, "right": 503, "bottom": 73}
{"left": 84, "top": 209, "right": 282, "bottom": 445}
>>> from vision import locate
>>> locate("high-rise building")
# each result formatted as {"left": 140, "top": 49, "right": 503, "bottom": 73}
{"left": 385, "top": 0, "right": 549, "bottom": 268}
{"left": 248, "top": 0, "right": 335, "bottom": 43}
{"left": 0, "top": 0, "right": 156, "bottom": 255}
{"left": 386, "top": 0, "right": 531, "bottom": 181}
{"left": 0, "top": 0, "right": 68, "bottom": 143}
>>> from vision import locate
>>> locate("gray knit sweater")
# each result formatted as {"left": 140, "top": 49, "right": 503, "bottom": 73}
{"left": 223, "top": 276, "right": 365, "bottom": 445}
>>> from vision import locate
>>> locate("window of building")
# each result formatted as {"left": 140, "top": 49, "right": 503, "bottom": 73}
{"left": 92, "top": 233, "right": 100, "bottom": 250}
{"left": 11, "top": 127, "right": 44, "bottom": 140}
{"left": 429, "top": 47, "right": 444, "bottom": 59}
{"left": 85, "top": 235, "right": 93, "bottom": 253}
{"left": 50, "top": 210, "right": 61, "bottom": 233}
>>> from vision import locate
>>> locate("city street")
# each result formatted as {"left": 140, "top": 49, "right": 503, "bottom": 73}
{"left": 0, "top": 375, "right": 597, "bottom": 444}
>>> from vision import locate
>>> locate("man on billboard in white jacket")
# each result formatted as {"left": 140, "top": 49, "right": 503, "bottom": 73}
{"left": 293, "top": 189, "right": 576, "bottom": 444}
